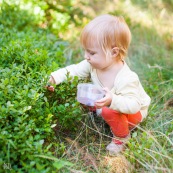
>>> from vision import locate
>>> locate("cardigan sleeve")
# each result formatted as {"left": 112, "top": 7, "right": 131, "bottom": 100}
{"left": 51, "top": 60, "right": 91, "bottom": 85}
{"left": 109, "top": 74, "right": 141, "bottom": 114}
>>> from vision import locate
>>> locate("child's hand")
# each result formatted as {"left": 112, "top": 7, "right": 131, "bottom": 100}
{"left": 46, "top": 85, "right": 55, "bottom": 92}
{"left": 95, "top": 88, "right": 113, "bottom": 108}
{"left": 45, "top": 76, "right": 55, "bottom": 92}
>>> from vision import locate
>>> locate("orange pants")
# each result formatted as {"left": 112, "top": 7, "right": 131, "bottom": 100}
{"left": 102, "top": 107, "right": 142, "bottom": 138}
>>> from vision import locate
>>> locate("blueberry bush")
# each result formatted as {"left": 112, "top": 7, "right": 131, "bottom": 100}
{"left": 0, "top": 1, "right": 84, "bottom": 172}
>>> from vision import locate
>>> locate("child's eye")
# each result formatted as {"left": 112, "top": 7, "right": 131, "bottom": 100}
{"left": 89, "top": 51, "right": 95, "bottom": 55}
{"left": 85, "top": 49, "right": 96, "bottom": 55}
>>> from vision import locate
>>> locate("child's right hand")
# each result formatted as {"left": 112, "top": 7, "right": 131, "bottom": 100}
{"left": 45, "top": 76, "right": 56, "bottom": 92}
{"left": 46, "top": 85, "right": 55, "bottom": 92}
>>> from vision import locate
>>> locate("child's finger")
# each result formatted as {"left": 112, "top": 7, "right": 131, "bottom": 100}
{"left": 95, "top": 102, "right": 104, "bottom": 108}
{"left": 46, "top": 85, "right": 55, "bottom": 92}
{"left": 95, "top": 97, "right": 107, "bottom": 103}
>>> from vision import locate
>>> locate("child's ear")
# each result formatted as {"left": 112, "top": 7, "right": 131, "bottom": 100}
{"left": 111, "top": 47, "right": 119, "bottom": 58}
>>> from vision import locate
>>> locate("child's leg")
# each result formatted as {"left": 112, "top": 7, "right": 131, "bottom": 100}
{"left": 101, "top": 107, "right": 142, "bottom": 138}
{"left": 101, "top": 107, "right": 142, "bottom": 155}
{"left": 127, "top": 112, "right": 142, "bottom": 130}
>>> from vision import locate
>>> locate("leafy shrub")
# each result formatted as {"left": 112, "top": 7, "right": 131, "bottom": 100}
{"left": 0, "top": 64, "right": 55, "bottom": 172}
{"left": 0, "top": 2, "right": 83, "bottom": 172}
{"left": 0, "top": 1, "right": 39, "bottom": 30}
{"left": 0, "top": 64, "right": 81, "bottom": 172}
{"left": 44, "top": 74, "right": 83, "bottom": 131}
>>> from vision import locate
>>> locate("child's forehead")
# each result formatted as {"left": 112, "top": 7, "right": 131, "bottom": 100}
{"left": 83, "top": 39, "right": 100, "bottom": 49}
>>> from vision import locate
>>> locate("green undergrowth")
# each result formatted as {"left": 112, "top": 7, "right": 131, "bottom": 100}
{"left": 0, "top": 2, "right": 84, "bottom": 172}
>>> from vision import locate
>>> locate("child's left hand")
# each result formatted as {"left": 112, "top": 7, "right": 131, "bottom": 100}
{"left": 95, "top": 88, "right": 113, "bottom": 108}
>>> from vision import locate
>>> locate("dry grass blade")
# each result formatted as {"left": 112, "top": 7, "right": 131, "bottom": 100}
{"left": 65, "top": 137, "right": 99, "bottom": 173}
{"left": 164, "top": 97, "right": 173, "bottom": 109}
{"left": 100, "top": 155, "right": 132, "bottom": 173}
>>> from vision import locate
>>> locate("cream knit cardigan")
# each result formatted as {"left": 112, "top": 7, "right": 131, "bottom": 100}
{"left": 51, "top": 60, "right": 151, "bottom": 120}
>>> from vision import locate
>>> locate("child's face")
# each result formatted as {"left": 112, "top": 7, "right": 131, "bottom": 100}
{"left": 84, "top": 42, "right": 113, "bottom": 70}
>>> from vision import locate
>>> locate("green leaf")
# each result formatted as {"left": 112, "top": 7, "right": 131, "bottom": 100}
{"left": 53, "top": 160, "right": 73, "bottom": 170}
{"left": 132, "top": 132, "right": 138, "bottom": 138}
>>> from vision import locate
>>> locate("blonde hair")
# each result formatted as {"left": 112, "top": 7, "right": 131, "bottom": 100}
{"left": 80, "top": 14, "right": 131, "bottom": 60}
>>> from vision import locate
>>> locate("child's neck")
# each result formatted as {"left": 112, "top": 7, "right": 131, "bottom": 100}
{"left": 96, "top": 60, "right": 124, "bottom": 90}
{"left": 99, "top": 59, "right": 124, "bottom": 72}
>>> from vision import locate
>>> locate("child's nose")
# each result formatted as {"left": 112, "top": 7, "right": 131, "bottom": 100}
{"left": 84, "top": 52, "right": 90, "bottom": 60}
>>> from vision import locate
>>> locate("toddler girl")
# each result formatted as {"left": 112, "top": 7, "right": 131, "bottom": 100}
{"left": 47, "top": 14, "right": 151, "bottom": 155}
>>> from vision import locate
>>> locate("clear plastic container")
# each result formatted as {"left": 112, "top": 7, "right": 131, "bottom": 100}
{"left": 77, "top": 83, "right": 105, "bottom": 106}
